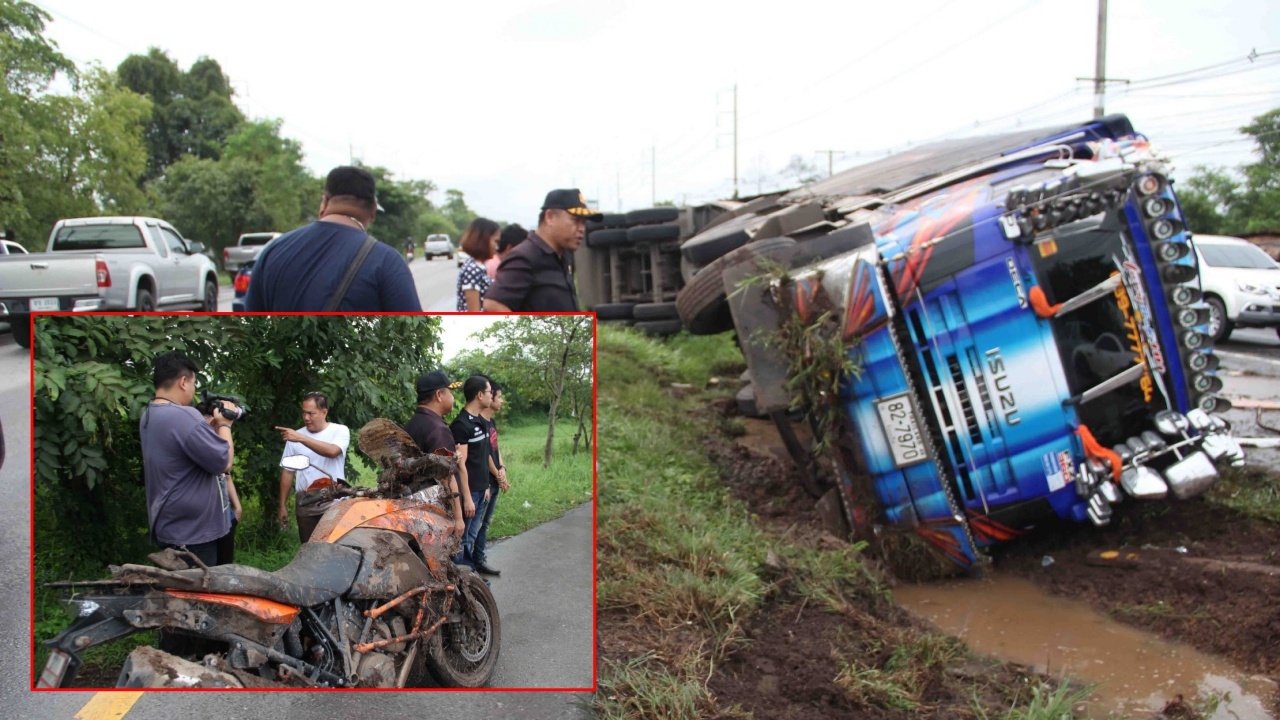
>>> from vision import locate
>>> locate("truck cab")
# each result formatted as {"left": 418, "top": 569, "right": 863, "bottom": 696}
{"left": 725, "top": 115, "right": 1244, "bottom": 570}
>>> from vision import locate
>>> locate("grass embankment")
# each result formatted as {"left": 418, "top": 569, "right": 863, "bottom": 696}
{"left": 1207, "top": 463, "right": 1280, "bottom": 524}
{"left": 593, "top": 326, "right": 1080, "bottom": 719}
{"left": 33, "top": 416, "right": 590, "bottom": 684}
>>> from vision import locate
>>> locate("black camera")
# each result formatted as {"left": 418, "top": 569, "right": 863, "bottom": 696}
{"left": 197, "top": 390, "right": 249, "bottom": 421}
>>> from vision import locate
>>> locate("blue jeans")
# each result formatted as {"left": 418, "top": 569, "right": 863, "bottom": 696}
{"left": 472, "top": 489, "right": 498, "bottom": 565}
{"left": 459, "top": 490, "right": 489, "bottom": 565}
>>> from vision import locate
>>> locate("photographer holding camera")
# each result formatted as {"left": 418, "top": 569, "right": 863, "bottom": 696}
{"left": 276, "top": 392, "right": 350, "bottom": 543}
{"left": 140, "top": 351, "right": 243, "bottom": 567}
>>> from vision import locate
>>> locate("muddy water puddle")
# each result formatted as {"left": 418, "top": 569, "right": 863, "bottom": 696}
{"left": 895, "top": 574, "right": 1276, "bottom": 718}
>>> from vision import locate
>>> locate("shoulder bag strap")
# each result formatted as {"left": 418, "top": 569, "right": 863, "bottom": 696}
{"left": 326, "top": 235, "right": 378, "bottom": 311}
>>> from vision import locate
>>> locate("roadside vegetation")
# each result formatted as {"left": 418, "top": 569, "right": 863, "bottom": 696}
{"left": 593, "top": 326, "right": 1073, "bottom": 719}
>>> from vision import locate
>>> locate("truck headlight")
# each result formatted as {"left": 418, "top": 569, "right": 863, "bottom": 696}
{"left": 1191, "top": 373, "right": 1223, "bottom": 394}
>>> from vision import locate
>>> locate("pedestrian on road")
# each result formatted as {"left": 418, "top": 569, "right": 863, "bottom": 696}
{"left": 140, "top": 351, "right": 238, "bottom": 567}
{"left": 403, "top": 370, "right": 468, "bottom": 537}
{"left": 456, "top": 218, "right": 500, "bottom": 311}
{"left": 485, "top": 223, "right": 526, "bottom": 280}
{"left": 245, "top": 166, "right": 422, "bottom": 311}
{"left": 471, "top": 379, "right": 508, "bottom": 576}
{"left": 276, "top": 392, "right": 350, "bottom": 544}
{"left": 484, "top": 189, "right": 600, "bottom": 312}
{"left": 450, "top": 376, "right": 494, "bottom": 567}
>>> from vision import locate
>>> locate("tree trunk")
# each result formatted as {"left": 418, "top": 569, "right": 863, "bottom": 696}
{"left": 544, "top": 395, "right": 558, "bottom": 468}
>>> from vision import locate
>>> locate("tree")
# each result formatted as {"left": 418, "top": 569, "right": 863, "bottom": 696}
{"left": 443, "top": 188, "right": 479, "bottom": 232}
{"left": 1176, "top": 107, "right": 1280, "bottom": 236}
{"left": 117, "top": 49, "right": 244, "bottom": 182}
{"left": 0, "top": 0, "right": 76, "bottom": 241}
{"left": 478, "top": 316, "right": 593, "bottom": 467}
{"left": 780, "top": 154, "right": 823, "bottom": 185}
{"left": 32, "top": 314, "right": 443, "bottom": 576}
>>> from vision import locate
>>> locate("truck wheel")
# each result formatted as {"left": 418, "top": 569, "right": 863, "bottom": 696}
{"left": 676, "top": 237, "right": 796, "bottom": 335}
{"left": 593, "top": 303, "right": 636, "bottom": 321}
{"left": 203, "top": 279, "right": 218, "bottom": 312}
{"left": 635, "top": 319, "right": 684, "bottom": 336}
{"left": 625, "top": 207, "right": 680, "bottom": 226}
{"left": 1205, "top": 296, "right": 1233, "bottom": 342}
{"left": 136, "top": 288, "right": 156, "bottom": 313}
{"left": 633, "top": 302, "right": 679, "bottom": 321}
{"left": 12, "top": 314, "right": 31, "bottom": 349}
{"left": 680, "top": 212, "right": 760, "bottom": 266}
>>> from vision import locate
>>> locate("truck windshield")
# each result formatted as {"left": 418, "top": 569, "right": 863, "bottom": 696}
{"left": 53, "top": 225, "right": 145, "bottom": 251}
{"left": 1028, "top": 218, "right": 1166, "bottom": 444}
{"left": 1198, "top": 243, "right": 1278, "bottom": 269}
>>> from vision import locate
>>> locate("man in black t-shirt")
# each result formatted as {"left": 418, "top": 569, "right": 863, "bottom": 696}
{"left": 450, "top": 375, "right": 493, "bottom": 567}
{"left": 403, "top": 370, "right": 466, "bottom": 537}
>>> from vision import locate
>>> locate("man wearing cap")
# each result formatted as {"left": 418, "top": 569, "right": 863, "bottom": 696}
{"left": 245, "top": 166, "right": 422, "bottom": 312}
{"left": 483, "top": 189, "right": 600, "bottom": 312}
{"left": 403, "top": 371, "right": 467, "bottom": 537}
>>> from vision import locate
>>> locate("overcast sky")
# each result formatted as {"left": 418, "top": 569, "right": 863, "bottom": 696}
{"left": 34, "top": 0, "right": 1280, "bottom": 224}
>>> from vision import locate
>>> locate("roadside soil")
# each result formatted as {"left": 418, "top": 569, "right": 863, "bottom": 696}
{"left": 700, "top": 400, "right": 1280, "bottom": 716}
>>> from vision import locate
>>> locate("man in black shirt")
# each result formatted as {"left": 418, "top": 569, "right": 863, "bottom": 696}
{"left": 484, "top": 188, "right": 601, "bottom": 312}
{"left": 403, "top": 371, "right": 466, "bottom": 537}
{"left": 450, "top": 376, "right": 493, "bottom": 567}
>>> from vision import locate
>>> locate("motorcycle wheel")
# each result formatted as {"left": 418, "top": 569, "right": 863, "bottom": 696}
{"left": 423, "top": 573, "right": 501, "bottom": 687}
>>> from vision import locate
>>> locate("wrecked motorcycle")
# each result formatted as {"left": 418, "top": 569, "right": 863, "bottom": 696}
{"left": 37, "top": 419, "right": 500, "bottom": 689}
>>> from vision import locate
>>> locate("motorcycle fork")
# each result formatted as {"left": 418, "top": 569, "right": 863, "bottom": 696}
{"left": 38, "top": 614, "right": 137, "bottom": 688}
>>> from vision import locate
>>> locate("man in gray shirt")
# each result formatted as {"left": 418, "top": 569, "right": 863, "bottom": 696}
{"left": 139, "top": 351, "right": 240, "bottom": 566}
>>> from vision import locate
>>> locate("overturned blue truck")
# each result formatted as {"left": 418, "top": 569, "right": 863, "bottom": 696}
{"left": 675, "top": 114, "right": 1246, "bottom": 571}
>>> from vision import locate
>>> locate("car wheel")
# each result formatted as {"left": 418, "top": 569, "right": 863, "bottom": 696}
{"left": 12, "top": 314, "right": 31, "bottom": 350}
{"left": 1205, "top": 296, "right": 1233, "bottom": 342}
{"left": 135, "top": 287, "right": 156, "bottom": 313}
{"left": 203, "top": 278, "right": 218, "bottom": 312}
{"left": 676, "top": 237, "right": 797, "bottom": 335}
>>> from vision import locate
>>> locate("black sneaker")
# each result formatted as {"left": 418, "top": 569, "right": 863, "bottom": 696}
{"left": 474, "top": 561, "right": 501, "bottom": 577}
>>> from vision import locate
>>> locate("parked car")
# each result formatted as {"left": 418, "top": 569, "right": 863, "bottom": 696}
{"left": 1, "top": 239, "right": 28, "bottom": 255}
{"left": 1191, "top": 234, "right": 1280, "bottom": 341}
{"left": 456, "top": 249, "right": 471, "bottom": 268}
{"left": 424, "top": 234, "right": 454, "bottom": 261}
{"left": 0, "top": 216, "right": 219, "bottom": 349}
{"left": 223, "top": 231, "right": 280, "bottom": 273}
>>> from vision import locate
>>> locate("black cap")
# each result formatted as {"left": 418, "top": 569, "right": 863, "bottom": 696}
{"left": 325, "top": 166, "right": 383, "bottom": 211}
{"left": 416, "top": 371, "right": 462, "bottom": 395}
{"left": 542, "top": 188, "right": 602, "bottom": 222}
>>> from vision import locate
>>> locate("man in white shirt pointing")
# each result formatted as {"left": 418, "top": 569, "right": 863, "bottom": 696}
{"left": 276, "top": 391, "right": 350, "bottom": 543}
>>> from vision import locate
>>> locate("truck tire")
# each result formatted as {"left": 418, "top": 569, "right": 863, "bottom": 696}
{"left": 635, "top": 319, "right": 683, "bottom": 336}
{"left": 203, "top": 278, "right": 218, "bottom": 312}
{"left": 676, "top": 237, "right": 796, "bottom": 335}
{"left": 680, "top": 212, "right": 762, "bottom": 266}
{"left": 12, "top": 314, "right": 31, "bottom": 349}
{"left": 633, "top": 302, "right": 678, "bottom": 321}
{"left": 625, "top": 207, "right": 679, "bottom": 226}
{"left": 135, "top": 287, "right": 156, "bottom": 313}
{"left": 587, "top": 229, "right": 630, "bottom": 248}
{"left": 593, "top": 303, "right": 636, "bottom": 321}
{"left": 627, "top": 225, "right": 680, "bottom": 243}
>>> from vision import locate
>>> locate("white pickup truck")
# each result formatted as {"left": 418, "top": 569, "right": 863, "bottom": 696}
{"left": 223, "top": 231, "right": 280, "bottom": 272}
{"left": 424, "top": 234, "right": 454, "bottom": 261}
{"left": 0, "top": 217, "right": 219, "bottom": 348}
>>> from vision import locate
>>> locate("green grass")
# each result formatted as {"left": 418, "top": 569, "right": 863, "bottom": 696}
{"left": 1207, "top": 464, "right": 1280, "bottom": 524}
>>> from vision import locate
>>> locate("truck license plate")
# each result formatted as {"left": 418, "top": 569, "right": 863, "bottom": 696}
{"left": 875, "top": 393, "right": 930, "bottom": 468}
{"left": 29, "top": 297, "right": 60, "bottom": 311}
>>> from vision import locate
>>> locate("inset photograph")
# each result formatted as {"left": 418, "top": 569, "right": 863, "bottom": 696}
{"left": 31, "top": 313, "right": 594, "bottom": 690}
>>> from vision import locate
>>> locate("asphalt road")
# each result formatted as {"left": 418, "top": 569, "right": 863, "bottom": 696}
{"left": 214, "top": 253, "right": 461, "bottom": 312}
{"left": 3, "top": 330, "right": 593, "bottom": 719}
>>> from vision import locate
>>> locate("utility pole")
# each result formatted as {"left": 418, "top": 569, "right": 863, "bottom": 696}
{"left": 733, "top": 83, "right": 739, "bottom": 199}
{"left": 1094, "top": 0, "right": 1108, "bottom": 118}
{"left": 817, "top": 150, "right": 844, "bottom": 177}
{"left": 616, "top": 167, "right": 621, "bottom": 213}
{"left": 651, "top": 144, "right": 657, "bottom": 206}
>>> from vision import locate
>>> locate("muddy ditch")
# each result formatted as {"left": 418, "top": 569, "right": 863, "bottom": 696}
{"left": 704, "top": 397, "right": 1280, "bottom": 718}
